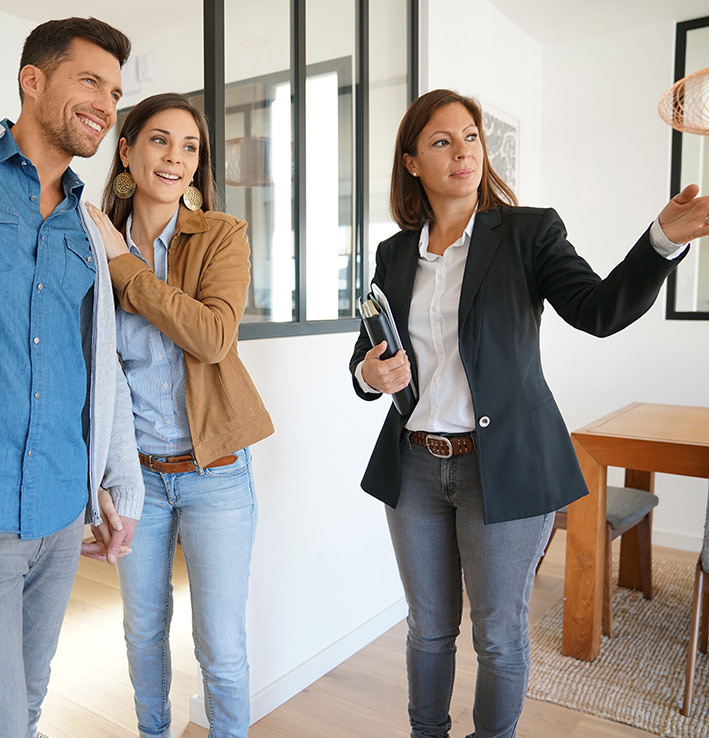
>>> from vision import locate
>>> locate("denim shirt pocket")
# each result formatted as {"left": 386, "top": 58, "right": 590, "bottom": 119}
{"left": 62, "top": 234, "right": 96, "bottom": 308}
{"left": 0, "top": 206, "right": 19, "bottom": 270}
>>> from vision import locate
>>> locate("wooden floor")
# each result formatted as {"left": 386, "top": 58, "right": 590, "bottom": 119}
{"left": 40, "top": 531, "right": 696, "bottom": 738}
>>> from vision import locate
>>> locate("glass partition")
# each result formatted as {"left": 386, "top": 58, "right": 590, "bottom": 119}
{"left": 305, "top": 1, "right": 356, "bottom": 321}
{"left": 224, "top": 0, "right": 294, "bottom": 324}
{"left": 109, "top": 0, "right": 414, "bottom": 336}
{"left": 368, "top": 0, "right": 410, "bottom": 281}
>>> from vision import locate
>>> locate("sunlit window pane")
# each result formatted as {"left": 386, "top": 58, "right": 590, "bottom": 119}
{"left": 305, "top": 0, "right": 356, "bottom": 321}
{"left": 368, "top": 0, "right": 409, "bottom": 281}
{"left": 224, "top": 0, "right": 294, "bottom": 324}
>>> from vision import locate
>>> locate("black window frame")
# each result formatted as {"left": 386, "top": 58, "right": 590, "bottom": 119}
{"left": 664, "top": 15, "right": 709, "bottom": 321}
{"left": 202, "top": 0, "right": 418, "bottom": 339}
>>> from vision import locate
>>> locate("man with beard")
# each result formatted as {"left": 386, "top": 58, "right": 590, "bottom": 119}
{"left": 0, "top": 18, "right": 144, "bottom": 737}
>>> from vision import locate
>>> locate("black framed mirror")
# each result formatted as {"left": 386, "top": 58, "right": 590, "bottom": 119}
{"left": 665, "top": 15, "right": 709, "bottom": 320}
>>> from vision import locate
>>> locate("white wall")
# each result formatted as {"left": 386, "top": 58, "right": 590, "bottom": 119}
{"left": 425, "top": 2, "right": 709, "bottom": 551}
{"left": 0, "top": 13, "right": 35, "bottom": 122}
{"left": 539, "top": 20, "right": 709, "bottom": 550}
{"left": 237, "top": 333, "right": 405, "bottom": 721}
{"left": 426, "top": 1, "right": 709, "bottom": 549}
{"left": 424, "top": 0, "right": 544, "bottom": 206}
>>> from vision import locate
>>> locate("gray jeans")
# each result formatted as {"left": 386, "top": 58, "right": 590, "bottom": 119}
{"left": 386, "top": 440, "right": 553, "bottom": 738}
{"left": 0, "top": 514, "right": 83, "bottom": 738}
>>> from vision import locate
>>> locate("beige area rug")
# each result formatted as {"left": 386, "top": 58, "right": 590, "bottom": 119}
{"left": 527, "top": 558, "right": 709, "bottom": 737}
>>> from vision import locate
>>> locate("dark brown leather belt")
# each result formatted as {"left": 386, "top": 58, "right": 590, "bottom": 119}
{"left": 408, "top": 431, "right": 476, "bottom": 458}
{"left": 138, "top": 452, "right": 237, "bottom": 474}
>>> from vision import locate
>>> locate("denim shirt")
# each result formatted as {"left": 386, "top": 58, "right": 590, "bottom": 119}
{"left": 0, "top": 118, "right": 96, "bottom": 538}
{"left": 116, "top": 207, "right": 192, "bottom": 456}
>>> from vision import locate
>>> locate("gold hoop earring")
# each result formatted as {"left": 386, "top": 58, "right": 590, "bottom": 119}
{"left": 182, "top": 182, "right": 203, "bottom": 211}
{"left": 113, "top": 169, "right": 136, "bottom": 199}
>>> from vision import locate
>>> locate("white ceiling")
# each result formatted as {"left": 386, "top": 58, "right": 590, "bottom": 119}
{"left": 0, "top": 1, "right": 183, "bottom": 37}
{"left": 485, "top": 0, "right": 709, "bottom": 44}
{"left": 0, "top": 0, "right": 707, "bottom": 46}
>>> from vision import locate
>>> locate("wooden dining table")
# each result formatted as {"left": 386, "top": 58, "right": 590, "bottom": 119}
{"left": 563, "top": 402, "right": 709, "bottom": 661}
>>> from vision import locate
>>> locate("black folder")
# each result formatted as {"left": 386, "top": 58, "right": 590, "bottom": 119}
{"left": 358, "top": 284, "right": 417, "bottom": 415}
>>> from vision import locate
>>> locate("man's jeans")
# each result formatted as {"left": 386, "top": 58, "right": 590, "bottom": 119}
{"left": 386, "top": 440, "right": 553, "bottom": 738}
{"left": 0, "top": 514, "right": 83, "bottom": 738}
{"left": 117, "top": 448, "right": 256, "bottom": 738}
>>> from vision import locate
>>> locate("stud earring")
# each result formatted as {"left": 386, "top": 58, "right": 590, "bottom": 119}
{"left": 113, "top": 168, "right": 136, "bottom": 199}
{"left": 182, "top": 182, "right": 203, "bottom": 211}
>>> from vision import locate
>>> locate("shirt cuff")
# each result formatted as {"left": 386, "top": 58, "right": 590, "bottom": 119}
{"left": 650, "top": 218, "right": 689, "bottom": 260}
{"left": 355, "top": 360, "right": 379, "bottom": 394}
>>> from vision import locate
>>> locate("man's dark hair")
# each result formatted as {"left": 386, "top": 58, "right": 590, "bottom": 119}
{"left": 18, "top": 17, "right": 131, "bottom": 101}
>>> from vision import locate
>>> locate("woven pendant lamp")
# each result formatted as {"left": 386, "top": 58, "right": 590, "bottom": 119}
{"left": 658, "top": 67, "right": 709, "bottom": 135}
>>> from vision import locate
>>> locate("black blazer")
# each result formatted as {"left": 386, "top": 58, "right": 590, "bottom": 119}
{"left": 349, "top": 206, "right": 684, "bottom": 523}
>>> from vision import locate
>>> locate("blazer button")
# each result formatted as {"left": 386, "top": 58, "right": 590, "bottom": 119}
{"left": 478, "top": 416, "right": 491, "bottom": 428}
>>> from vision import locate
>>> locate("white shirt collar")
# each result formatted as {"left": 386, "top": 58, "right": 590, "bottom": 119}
{"left": 418, "top": 210, "right": 477, "bottom": 260}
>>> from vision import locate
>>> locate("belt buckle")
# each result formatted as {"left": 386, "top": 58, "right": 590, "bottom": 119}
{"left": 424, "top": 434, "right": 453, "bottom": 459}
{"left": 190, "top": 451, "right": 201, "bottom": 471}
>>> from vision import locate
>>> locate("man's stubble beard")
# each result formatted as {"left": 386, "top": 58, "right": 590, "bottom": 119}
{"left": 37, "top": 103, "right": 104, "bottom": 160}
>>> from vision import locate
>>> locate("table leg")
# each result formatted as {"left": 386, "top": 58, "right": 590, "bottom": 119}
{"left": 617, "top": 469, "right": 655, "bottom": 591}
{"left": 563, "top": 438, "right": 607, "bottom": 660}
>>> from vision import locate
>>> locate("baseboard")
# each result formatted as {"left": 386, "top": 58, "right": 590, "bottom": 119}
{"left": 653, "top": 529, "right": 701, "bottom": 553}
{"left": 189, "top": 597, "right": 407, "bottom": 728}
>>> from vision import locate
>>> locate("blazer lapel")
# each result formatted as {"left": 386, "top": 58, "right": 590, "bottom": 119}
{"left": 387, "top": 230, "right": 420, "bottom": 346}
{"left": 458, "top": 209, "right": 502, "bottom": 327}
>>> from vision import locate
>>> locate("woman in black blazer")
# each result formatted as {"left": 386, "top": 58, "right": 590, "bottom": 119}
{"left": 349, "top": 89, "right": 709, "bottom": 738}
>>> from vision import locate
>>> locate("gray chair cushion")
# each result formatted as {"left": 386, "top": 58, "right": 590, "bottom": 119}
{"left": 605, "top": 485, "right": 659, "bottom": 531}
{"left": 556, "top": 485, "right": 659, "bottom": 532}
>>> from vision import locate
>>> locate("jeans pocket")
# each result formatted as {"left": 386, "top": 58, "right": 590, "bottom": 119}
{"left": 202, "top": 451, "right": 248, "bottom": 478}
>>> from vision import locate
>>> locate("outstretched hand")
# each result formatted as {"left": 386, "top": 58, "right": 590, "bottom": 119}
{"left": 658, "top": 184, "right": 709, "bottom": 244}
{"left": 85, "top": 201, "right": 130, "bottom": 261}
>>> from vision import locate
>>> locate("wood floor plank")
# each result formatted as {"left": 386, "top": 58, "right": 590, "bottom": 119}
{"left": 38, "top": 532, "right": 697, "bottom": 737}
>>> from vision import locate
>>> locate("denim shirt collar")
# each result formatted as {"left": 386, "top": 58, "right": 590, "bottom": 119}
{"left": 0, "top": 118, "right": 85, "bottom": 202}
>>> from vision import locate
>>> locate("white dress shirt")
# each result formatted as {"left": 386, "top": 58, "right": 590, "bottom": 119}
{"left": 356, "top": 215, "right": 688, "bottom": 432}
{"left": 116, "top": 207, "right": 192, "bottom": 455}
{"left": 404, "top": 213, "right": 477, "bottom": 432}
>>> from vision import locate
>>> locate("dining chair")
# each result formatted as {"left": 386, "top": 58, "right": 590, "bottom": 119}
{"left": 682, "top": 481, "right": 709, "bottom": 717}
{"left": 538, "top": 485, "right": 659, "bottom": 637}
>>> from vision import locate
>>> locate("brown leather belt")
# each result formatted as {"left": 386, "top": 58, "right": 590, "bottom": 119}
{"left": 138, "top": 452, "right": 237, "bottom": 474}
{"left": 408, "top": 431, "right": 476, "bottom": 459}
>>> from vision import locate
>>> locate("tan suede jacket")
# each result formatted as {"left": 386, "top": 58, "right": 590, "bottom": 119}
{"left": 108, "top": 205, "right": 274, "bottom": 466}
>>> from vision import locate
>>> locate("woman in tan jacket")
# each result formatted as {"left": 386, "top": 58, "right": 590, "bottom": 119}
{"left": 86, "top": 92, "right": 273, "bottom": 738}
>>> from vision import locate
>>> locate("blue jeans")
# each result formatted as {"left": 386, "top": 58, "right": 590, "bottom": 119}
{"left": 116, "top": 449, "right": 256, "bottom": 738}
{"left": 0, "top": 513, "right": 83, "bottom": 738}
{"left": 386, "top": 440, "right": 553, "bottom": 738}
